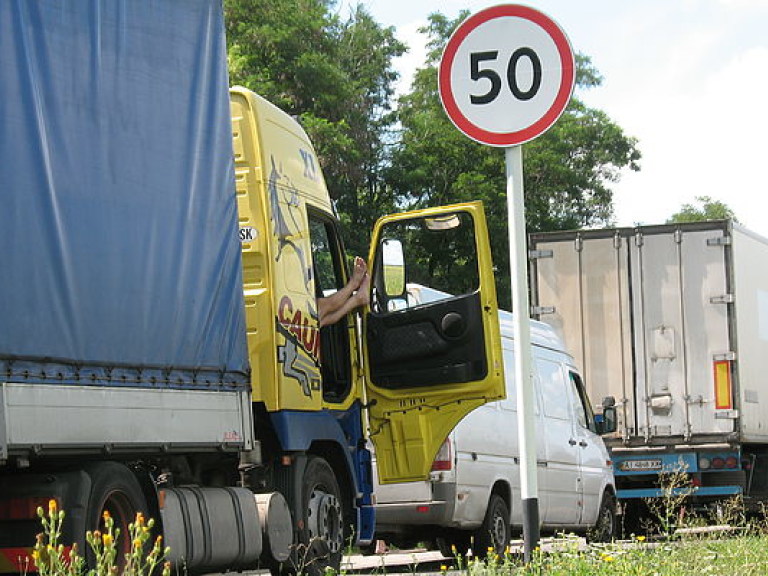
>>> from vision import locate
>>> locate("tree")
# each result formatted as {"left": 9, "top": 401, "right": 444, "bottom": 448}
{"left": 225, "top": 0, "right": 405, "bottom": 258}
{"left": 667, "top": 196, "right": 738, "bottom": 224}
{"left": 385, "top": 13, "right": 641, "bottom": 308}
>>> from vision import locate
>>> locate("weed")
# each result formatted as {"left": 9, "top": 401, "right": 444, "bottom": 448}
{"left": 30, "top": 501, "right": 170, "bottom": 576}
{"left": 644, "top": 458, "right": 698, "bottom": 537}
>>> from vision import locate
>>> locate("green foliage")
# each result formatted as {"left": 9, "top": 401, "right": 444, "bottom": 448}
{"left": 667, "top": 195, "right": 738, "bottom": 224}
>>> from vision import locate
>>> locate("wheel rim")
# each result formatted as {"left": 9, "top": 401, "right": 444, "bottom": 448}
{"left": 599, "top": 503, "right": 614, "bottom": 538}
{"left": 99, "top": 490, "right": 136, "bottom": 558}
{"left": 307, "top": 488, "right": 343, "bottom": 553}
{"left": 491, "top": 510, "right": 507, "bottom": 552}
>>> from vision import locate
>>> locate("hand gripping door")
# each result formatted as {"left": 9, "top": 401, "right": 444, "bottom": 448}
{"left": 363, "top": 202, "right": 505, "bottom": 483}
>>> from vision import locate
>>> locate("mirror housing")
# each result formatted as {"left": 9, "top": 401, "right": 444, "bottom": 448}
{"left": 597, "top": 406, "right": 618, "bottom": 435}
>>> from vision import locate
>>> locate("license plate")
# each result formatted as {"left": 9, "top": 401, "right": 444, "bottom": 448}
{"left": 618, "top": 458, "right": 663, "bottom": 472}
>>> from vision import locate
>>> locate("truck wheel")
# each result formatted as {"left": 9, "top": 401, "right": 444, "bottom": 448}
{"left": 298, "top": 457, "right": 344, "bottom": 575}
{"left": 85, "top": 462, "right": 150, "bottom": 566}
{"left": 588, "top": 492, "right": 617, "bottom": 542}
{"left": 473, "top": 494, "right": 511, "bottom": 557}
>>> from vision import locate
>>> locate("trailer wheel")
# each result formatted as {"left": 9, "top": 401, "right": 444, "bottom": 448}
{"left": 473, "top": 494, "right": 511, "bottom": 557}
{"left": 85, "top": 462, "right": 150, "bottom": 566}
{"left": 588, "top": 492, "right": 617, "bottom": 543}
{"left": 298, "top": 456, "right": 344, "bottom": 575}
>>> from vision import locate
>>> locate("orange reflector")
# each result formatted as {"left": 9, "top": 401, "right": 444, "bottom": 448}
{"left": 416, "top": 506, "right": 429, "bottom": 513}
{"left": 714, "top": 360, "right": 733, "bottom": 410}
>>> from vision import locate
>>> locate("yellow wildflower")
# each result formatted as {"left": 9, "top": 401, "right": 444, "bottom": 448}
{"left": 48, "top": 499, "right": 57, "bottom": 515}
{"left": 103, "top": 510, "right": 111, "bottom": 522}
{"left": 636, "top": 535, "right": 646, "bottom": 542}
{"left": 103, "top": 533, "right": 113, "bottom": 547}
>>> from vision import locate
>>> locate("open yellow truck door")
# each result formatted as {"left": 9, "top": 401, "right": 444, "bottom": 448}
{"left": 364, "top": 202, "right": 505, "bottom": 483}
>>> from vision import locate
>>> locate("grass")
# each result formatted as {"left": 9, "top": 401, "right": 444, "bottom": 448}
{"left": 430, "top": 533, "right": 768, "bottom": 575}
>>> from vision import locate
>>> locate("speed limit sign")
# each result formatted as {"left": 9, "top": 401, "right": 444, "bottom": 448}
{"left": 439, "top": 4, "right": 575, "bottom": 147}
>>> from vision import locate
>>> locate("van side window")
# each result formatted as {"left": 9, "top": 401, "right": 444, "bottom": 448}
{"left": 499, "top": 347, "right": 517, "bottom": 412}
{"left": 569, "top": 371, "right": 597, "bottom": 433}
{"left": 537, "top": 358, "right": 569, "bottom": 420}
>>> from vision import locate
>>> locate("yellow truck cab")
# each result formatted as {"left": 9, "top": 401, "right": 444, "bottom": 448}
{"left": 230, "top": 87, "right": 505, "bottom": 567}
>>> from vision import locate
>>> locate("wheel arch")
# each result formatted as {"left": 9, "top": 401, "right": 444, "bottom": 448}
{"left": 490, "top": 479, "right": 512, "bottom": 516}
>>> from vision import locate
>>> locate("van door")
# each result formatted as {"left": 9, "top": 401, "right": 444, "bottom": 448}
{"left": 364, "top": 202, "right": 505, "bottom": 483}
{"left": 566, "top": 370, "right": 609, "bottom": 525}
{"left": 537, "top": 356, "right": 581, "bottom": 525}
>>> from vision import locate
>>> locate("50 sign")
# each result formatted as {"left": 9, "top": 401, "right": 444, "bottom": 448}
{"left": 470, "top": 49, "right": 542, "bottom": 104}
{"left": 439, "top": 5, "right": 575, "bottom": 147}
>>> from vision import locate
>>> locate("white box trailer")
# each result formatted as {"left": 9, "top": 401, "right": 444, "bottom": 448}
{"left": 529, "top": 220, "right": 768, "bottom": 505}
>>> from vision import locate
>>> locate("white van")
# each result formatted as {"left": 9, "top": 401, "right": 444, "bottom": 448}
{"left": 372, "top": 286, "right": 617, "bottom": 556}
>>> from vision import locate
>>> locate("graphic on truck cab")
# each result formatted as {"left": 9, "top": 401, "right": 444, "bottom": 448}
{"left": 277, "top": 295, "right": 321, "bottom": 397}
{"left": 268, "top": 154, "right": 322, "bottom": 397}
{"left": 268, "top": 155, "right": 311, "bottom": 289}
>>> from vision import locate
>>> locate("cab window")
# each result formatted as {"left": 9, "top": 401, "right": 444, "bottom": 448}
{"left": 371, "top": 211, "right": 480, "bottom": 311}
{"left": 308, "top": 213, "right": 352, "bottom": 402}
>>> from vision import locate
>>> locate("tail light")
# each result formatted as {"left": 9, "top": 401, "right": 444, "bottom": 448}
{"left": 431, "top": 438, "right": 452, "bottom": 471}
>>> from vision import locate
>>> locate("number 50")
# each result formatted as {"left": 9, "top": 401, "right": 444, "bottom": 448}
{"left": 470, "top": 49, "right": 542, "bottom": 105}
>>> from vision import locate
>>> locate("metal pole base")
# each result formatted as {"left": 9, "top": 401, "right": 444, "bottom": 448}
{"left": 522, "top": 497, "right": 540, "bottom": 563}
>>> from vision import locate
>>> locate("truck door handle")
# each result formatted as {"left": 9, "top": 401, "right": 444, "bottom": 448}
{"left": 579, "top": 440, "right": 588, "bottom": 447}
{"left": 568, "top": 439, "right": 577, "bottom": 446}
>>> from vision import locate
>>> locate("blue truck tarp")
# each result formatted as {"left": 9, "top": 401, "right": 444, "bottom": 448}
{"left": 0, "top": 0, "right": 249, "bottom": 388}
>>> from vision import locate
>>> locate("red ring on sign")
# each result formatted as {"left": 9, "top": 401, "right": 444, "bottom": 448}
{"left": 439, "top": 4, "right": 575, "bottom": 147}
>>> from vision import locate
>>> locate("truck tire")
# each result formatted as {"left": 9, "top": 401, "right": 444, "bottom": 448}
{"left": 297, "top": 456, "right": 344, "bottom": 576}
{"left": 472, "top": 494, "right": 511, "bottom": 557}
{"left": 588, "top": 492, "right": 617, "bottom": 543}
{"left": 84, "top": 462, "right": 150, "bottom": 566}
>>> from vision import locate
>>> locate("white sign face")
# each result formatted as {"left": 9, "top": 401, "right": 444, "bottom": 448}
{"left": 439, "top": 5, "right": 575, "bottom": 147}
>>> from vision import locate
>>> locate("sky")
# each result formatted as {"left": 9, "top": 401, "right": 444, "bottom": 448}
{"left": 336, "top": 0, "right": 768, "bottom": 237}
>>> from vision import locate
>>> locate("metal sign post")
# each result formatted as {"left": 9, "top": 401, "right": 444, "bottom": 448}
{"left": 505, "top": 144, "right": 539, "bottom": 557}
{"left": 438, "top": 4, "right": 575, "bottom": 562}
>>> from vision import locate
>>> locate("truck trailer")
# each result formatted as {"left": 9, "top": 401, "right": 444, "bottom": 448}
{"left": 0, "top": 2, "right": 505, "bottom": 573}
{"left": 530, "top": 220, "right": 768, "bottom": 514}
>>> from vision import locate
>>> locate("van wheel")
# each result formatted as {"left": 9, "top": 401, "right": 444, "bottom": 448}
{"left": 589, "top": 492, "right": 617, "bottom": 542}
{"left": 473, "top": 494, "right": 510, "bottom": 557}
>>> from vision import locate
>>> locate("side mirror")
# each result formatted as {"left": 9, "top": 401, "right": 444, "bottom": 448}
{"left": 598, "top": 406, "right": 617, "bottom": 435}
{"left": 381, "top": 238, "right": 405, "bottom": 298}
